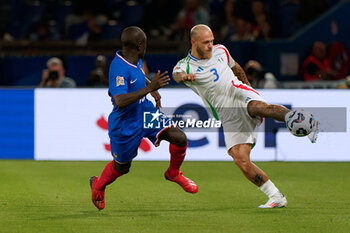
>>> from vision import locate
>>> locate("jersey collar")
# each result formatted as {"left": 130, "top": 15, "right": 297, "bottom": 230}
{"left": 116, "top": 51, "right": 138, "bottom": 68}
{"left": 188, "top": 50, "right": 200, "bottom": 61}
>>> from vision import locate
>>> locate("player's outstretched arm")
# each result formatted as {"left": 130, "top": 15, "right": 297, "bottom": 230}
{"left": 115, "top": 71, "right": 169, "bottom": 109}
{"left": 173, "top": 71, "right": 196, "bottom": 83}
{"left": 232, "top": 62, "right": 251, "bottom": 86}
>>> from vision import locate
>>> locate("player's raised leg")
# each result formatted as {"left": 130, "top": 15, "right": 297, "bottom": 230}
{"left": 248, "top": 100, "right": 319, "bottom": 143}
{"left": 90, "top": 160, "right": 130, "bottom": 210}
{"left": 247, "top": 100, "right": 290, "bottom": 122}
{"left": 159, "top": 127, "right": 198, "bottom": 193}
{"left": 228, "top": 144, "right": 287, "bottom": 208}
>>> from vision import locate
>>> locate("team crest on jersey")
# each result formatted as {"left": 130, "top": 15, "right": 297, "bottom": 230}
{"left": 116, "top": 76, "right": 125, "bottom": 86}
{"left": 215, "top": 55, "right": 224, "bottom": 63}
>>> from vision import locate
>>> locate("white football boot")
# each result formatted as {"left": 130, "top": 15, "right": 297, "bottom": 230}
{"left": 258, "top": 193, "right": 287, "bottom": 208}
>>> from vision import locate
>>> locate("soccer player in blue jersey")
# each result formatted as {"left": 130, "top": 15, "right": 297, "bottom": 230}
{"left": 89, "top": 26, "right": 198, "bottom": 210}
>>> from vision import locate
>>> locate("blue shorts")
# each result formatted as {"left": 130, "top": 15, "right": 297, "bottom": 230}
{"left": 110, "top": 102, "right": 173, "bottom": 163}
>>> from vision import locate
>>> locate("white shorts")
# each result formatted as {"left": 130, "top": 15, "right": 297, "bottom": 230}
{"left": 217, "top": 84, "right": 266, "bottom": 153}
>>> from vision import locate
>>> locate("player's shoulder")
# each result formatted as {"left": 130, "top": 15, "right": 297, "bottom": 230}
{"left": 111, "top": 53, "right": 126, "bottom": 67}
{"left": 111, "top": 52, "right": 136, "bottom": 72}
{"left": 213, "top": 44, "right": 227, "bottom": 49}
{"left": 174, "top": 56, "right": 191, "bottom": 71}
{"left": 213, "top": 44, "right": 230, "bottom": 54}
{"left": 177, "top": 56, "right": 191, "bottom": 65}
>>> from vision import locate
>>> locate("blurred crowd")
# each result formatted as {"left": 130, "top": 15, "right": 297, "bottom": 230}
{"left": 0, "top": 0, "right": 343, "bottom": 43}
{"left": 1, "top": 0, "right": 349, "bottom": 88}
{"left": 43, "top": 43, "right": 350, "bottom": 88}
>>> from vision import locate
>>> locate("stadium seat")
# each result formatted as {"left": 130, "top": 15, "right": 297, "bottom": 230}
{"left": 67, "top": 21, "right": 89, "bottom": 40}
{"left": 53, "top": 1, "right": 74, "bottom": 33}
{"left": 121, "top": 2, "right": 144, "bottom": 26}
{"left": 100, "top": 23, "right": 123, "bottom": 40}
{"left": 8, "top": 0, "right": 46, "bottom": 39}
{"left": 278, "top": 2, "right": 302, "bottom": 38}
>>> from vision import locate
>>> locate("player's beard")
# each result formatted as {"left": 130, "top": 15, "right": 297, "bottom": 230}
{"left": 197, "top": 46, "right": 212, "bottom": 59}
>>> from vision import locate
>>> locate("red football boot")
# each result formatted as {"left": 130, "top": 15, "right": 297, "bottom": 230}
{"left": 164, "top": 170, "right": 198, "bottom": 193}
{"left": 89, "top": 176, "right": 105, "bottom": 210}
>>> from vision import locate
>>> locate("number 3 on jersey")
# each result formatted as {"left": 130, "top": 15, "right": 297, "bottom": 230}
{"left": 210, "top": 68, "right": 219, "bottom": 82}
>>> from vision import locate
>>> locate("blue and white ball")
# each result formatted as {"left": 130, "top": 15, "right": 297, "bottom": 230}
{"left": 285, "top": 110, "right": 314, "bottom": 137}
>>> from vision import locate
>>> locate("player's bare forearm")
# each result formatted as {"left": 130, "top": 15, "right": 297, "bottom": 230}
{"left": 173, "top": 71, "right": 196, "bottom": 83}
{"left": 114, "top": 86, "right": 153, "bottom": 109}
{"left": 232, "top": 62, "right": 251, "bottom": 86}
{"left": 172, "top": 72, "right": 185, "bottom": 83}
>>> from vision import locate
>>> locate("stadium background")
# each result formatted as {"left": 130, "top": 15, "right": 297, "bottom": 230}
{"left": 0, "top": 0, "right": 349, "bottom": 86}
{"left": 1, "top": 0, "right": 349, "bottom": 161}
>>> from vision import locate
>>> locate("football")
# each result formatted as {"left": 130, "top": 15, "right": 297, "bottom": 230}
{"left": 285, "top": 109, "right": 314, "bottom": 137}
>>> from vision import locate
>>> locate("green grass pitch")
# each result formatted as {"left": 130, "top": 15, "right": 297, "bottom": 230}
{"left": 0, "top": 161, "right": 349, "bottom": 233}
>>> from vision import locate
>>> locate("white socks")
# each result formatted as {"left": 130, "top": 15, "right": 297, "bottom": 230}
{"left": 259, "top": 179, "right": 280, "bottom": 198}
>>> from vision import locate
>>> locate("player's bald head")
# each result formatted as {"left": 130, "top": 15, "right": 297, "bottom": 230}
{"left": 189, "top": 24, "right": 214, "bottom": 59}
{"left": 190, "top": 24, "right": 212, "bottom": 40}
{"left": 121, "top": 26, "right": 146, "bottom": 49}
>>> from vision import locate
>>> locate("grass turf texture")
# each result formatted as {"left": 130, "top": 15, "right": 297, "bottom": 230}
{"left": 0, "top": 161, "right": 349, "bottom": 233}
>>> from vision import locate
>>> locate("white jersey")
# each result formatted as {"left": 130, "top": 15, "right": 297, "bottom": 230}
{"left": 173, "top": 44, "right": 266, "bottom": 150}
{"left": 173, "top": 44, "right": 246, "bottom": 119}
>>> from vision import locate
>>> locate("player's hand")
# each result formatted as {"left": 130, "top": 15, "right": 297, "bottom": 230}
{"left": 150, "top": 90, "right": 162, "bottom": 109}
{"left": 149, "top": 70, "right": 170, "bottom": 91}
{"left": 183, "top": 74, "right": 196, "bottom": 82}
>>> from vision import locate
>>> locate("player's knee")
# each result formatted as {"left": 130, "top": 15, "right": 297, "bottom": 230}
{"left": 113, "top": 161, "right": 131, "bottom": 174}
{"left": 163, "top": 128, "right": 187, "bottom": 147}
{"left": 234, "top": 158, "right": 251, "bottom": 172}
{"left": 229, "top": 148, "right": 251, "bottom": 172}
{"left": 172, "top": 130, "right": 187, "bottom": 147}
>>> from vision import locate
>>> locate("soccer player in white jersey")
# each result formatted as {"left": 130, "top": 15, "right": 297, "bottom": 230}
{"left": 172, "top": 24, "right": 297, "bottom": 208}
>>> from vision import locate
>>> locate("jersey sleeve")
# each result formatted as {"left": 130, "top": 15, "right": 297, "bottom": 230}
{"left": 173, "top": 58, "right": 188, "bottom": 74}
{"left": 108, "top": 61, "right": 129, "bottom": 98}
{"left": 215, "top": 44, "right": 235, "bottom": 68}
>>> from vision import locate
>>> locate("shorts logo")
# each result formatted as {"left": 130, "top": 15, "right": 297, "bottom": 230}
{"left": 245, "top": 97, "right": 251, "bottom": 103}
{"left": 116, "top": 76, "right": 125, "bottom": 86}
{"left": 113, "top": 152, "right": 118, "bottom": 159}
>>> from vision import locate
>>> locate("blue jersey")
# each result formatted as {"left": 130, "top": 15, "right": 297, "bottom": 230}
{"left": 108, "top": 51, "right": 149, "bottom": 141}
{"left": 107, "top": 51, "right": 174, "bottom": 163}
